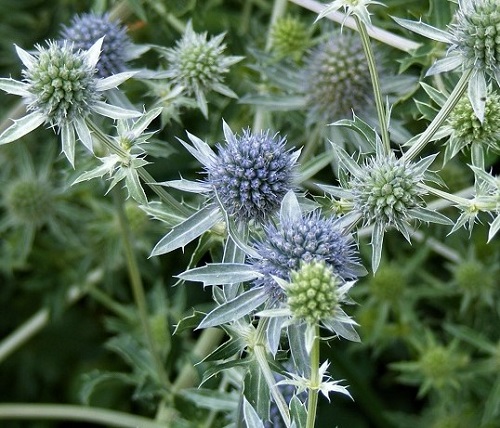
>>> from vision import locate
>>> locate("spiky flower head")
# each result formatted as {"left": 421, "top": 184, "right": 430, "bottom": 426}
{"left": 445, "top": 90, "right": 500, "bottom": 160}
{"left": 252, "top": 209, "right": 361, "bottom": 300}
{"left": 286, "top": 260, "right": 342, "bottom": 324}
{"left": 161, "top": 21, "right": 243, "bottom": 117}
{"left": 24, "top": 40, "right": 99, "bottom": 127}
{"left": 349, "top": 152, "right": 424, "bottom": 230}
{"left": 451, "top": 0, "right": 500, "bottom": 82}
{"left": 207, "top": 127, "right": 296, "bottom": 223}
{"left": 270, "top": 15, "right": 311, "bottom": 61}
{"left": 60, "top": 13, "right": 131, "bottom": 78}
{"left": 0, "top": 38, "right": 140, "bottom": 165}
{"left": 4, "top": 178, "right": 55, "bottom": 227}
{"left": 303, "top": 33, "right": 372, "bottom": 123}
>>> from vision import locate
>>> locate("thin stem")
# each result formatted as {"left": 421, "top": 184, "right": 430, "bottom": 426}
{"left": 354, "top": 14, "right": 390, "bottom": 154}
{"left": 0, "top": 404, "right": 165, "bottom": 428}
{"left": 306, "top": 325, "right": 320, "bottom": 428}
{"left": 113, "top": 189, "right": 170, "bottom": 389}
{"left": 403, "top": 69, "right": 472, "bottom": 162}
{"left": 253, "top": 319, "right": 291, "bottom": 428}
{"left": 86, "top": 120, "right": 191, "bottom": 219}
{"left": 252, "top": 0, "right": 288, "bottom": 132}
{"left": 171, "top": 328, "right": 225, "bottom": 392}
{"left": 288, "top": 0, "right": 420, "bottom": 52}
{"left": 0, "top": 270, "right": 102, "bottom": 364}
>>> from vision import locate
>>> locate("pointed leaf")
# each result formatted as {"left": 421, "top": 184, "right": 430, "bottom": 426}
{"left": 95, "top": 71, "right": 138, "bottom": 91}
{"left": 15, "top": 45, "right": 36, "bottom": 68}
{"left": 331, "top": 115, "right": 377, "bottom": 151}
{"left": 157, "top": 178, "right": 210, "bottom": 193}
{"left": 61, "top": 122, "right": 76, "bottom": 167}
{"left": 85, "top": 37, "right": 104, "bottom": 69}
{"left": 488, "top": 215, "right": 500, "bottom": 242}
{"left": 426, "top": 54, "right": 463, "bottom": 76}
{"left": 150, "top": 205, "right": 222, "bottom": 256}
{"left": 178, "top": 263, "right": 261, "bottom": 286}
{"left": 125, "top": 169, "right": 148, "bottom": 204}
{"left": 280, "top": 190, "right": 302, "bottom": 224}
{"left": 468, "top": 70, "right": 487, "bottom": 122}
{"left": 330, "top": 143, "right": 363, "bottom": 177}
{"left": 92, "top": 101, "right": 141, "bottom": 119}
{"left": 290, "top": 395, "right": 307, "bottom": 428}
{"left": 392, "top": 17, "right": 452, "bottom": 43}
{"left": 408, "top": 207, "right": 453, "bottom": 225}
{"left": 371, "top": 221, "right": 385, "bottom": 273}
{"left": 0, "top": 111, "right": 45, "bottom": 145}
{"left": 243, "top": 396, "right": 265, "bottom": 428}
{"left": 198, "top": 288, "right": 268, "bottom": 328}
{"left": 0, "top": 78, "right": 29, "bottom": 96}
{"left": 74, "top": 117, "right": 93, "bottom": 152}
{"left": 130, "top": 107, "right": 163, "bottom": 136}
{"left": 181, "top": 389, "right": 239, "bottom": 412}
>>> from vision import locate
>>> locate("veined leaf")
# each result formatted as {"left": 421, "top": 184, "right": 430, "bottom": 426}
{"left": 178, "top": 263, "right": 261, "bottom": 286}
{"left": 150, "top": 205, "right": 222, "bottom": 256}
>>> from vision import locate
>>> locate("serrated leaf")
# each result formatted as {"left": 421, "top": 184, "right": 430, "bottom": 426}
{"left": 93, "top": 101, "right": 141, "bottom": 119}
{"left": 198, "top": 288, "right": 268, "bottom": 329}
{"left": 173, "top": 311, "right": 206, "bottom": 335}
{"left": 331, "top": 115, "right": 377, "bottom": 152}
{"left": 392, "top": 17, "right": 452, "bottom": 43}
{"left": 140, "top": 201, "right": 187, "bottom": 227}
{"left": 150, "top": 205, "right": 222, "bottom": 256}
{"left": 330, "top": 143, "right": 363, "bottom": 177}
{"left": 289, "top": 396, "right": 307, "bottom": 428}
{"left": 96, "top": 71, "right": 137, "bottom": 91}
{"left": 488, "top": 215, "right": 500, "bottom": 242}
{"left": 0, "top": 111, "right": 45, "bottom": 145}
{"left": 125, "top": 168, "right": 148, "bottom": 204}
{"left": 371, "top": 221, "right": 385, "bottom": 274}
{"left": 0, "top": 78, "right": 29, "bottom": 96}
{"left": 178, "top": 263, "right": 261, "bottom": 286}
{"left": 244, "top": 359, "right": 269, "bottom": 424}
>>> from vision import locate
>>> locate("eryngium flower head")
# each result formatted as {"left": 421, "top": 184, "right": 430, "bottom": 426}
{"left": 451, "top": 0, "right": 500, "bottom": 80}
{"left": 349, "top": 152, "right": 423, "bottom": 229}
{"left": 286, "top": 260, "right": 341, "bottom": 324}
{"left": 252, "top": 210, "right": 361, "bottom": 300}
{"left": 24, "top": 40, "right": 99, "bottom": 127}
{"left": 270, "top": 15, "right": 311, "bottom": 61}
{"left": 446, "top": 91, "right": 500, "bottom": 158}
{"left": 303, "top": 33, "right": 372, "bottom": 123}
{"left": 207, "top": 128, "right": 296, "bottom": 223}
{"left": 60, "top": 13, "right": 131, "bottom": 78}
{"left": 161, "top": 21, "right": 243, "bottom": 117}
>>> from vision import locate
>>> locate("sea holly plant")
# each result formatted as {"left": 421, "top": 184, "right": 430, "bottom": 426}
{"left": 1, "top": 1, "right": 500, "bottom": 428}
{"left": 0, "top": 38, "right": 140, "bottom": 165}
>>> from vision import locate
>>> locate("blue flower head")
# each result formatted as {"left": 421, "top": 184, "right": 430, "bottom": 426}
{"left": 207, "top": 127, "right": 297, "bottom": 224}
{"left": 251, "top": 196, "right": 364, "bottom": 300}
{"left": 61, "top": 13, "right": 131, "bottom": 78}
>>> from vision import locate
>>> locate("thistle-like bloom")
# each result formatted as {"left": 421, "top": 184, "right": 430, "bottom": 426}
{"left": 441, "top": 90, "right": 500, "bottom": 164}
{"left": 251, "top": 193, "right": 363, "bottom": 301}
{"left": 0, "top": 38, "right": 140, "bottom": 165}
{"left": 270, "top": 15, "right": 311, "bottom": 61}
{"left": 395, "top": 0, "right": 500, "bottom": 121}
{"left": 159, "top": 21, "right": 243, "bottom": 117}
{"left": 316, "top": 0, "right": 384, "bottom": 27}
{"left": 208, "top": 128, "right": 296, "bottom": 223}
{"left": 321, "top": 148, "right": 452, "bottom": 272}
{"left": 151, "top": 122, "right": 299, "bottom": 256}
{"left": 60, "top": 13, "right": 131, "bottom": 78}
{"left": 286, "top": 260, "right": 344, "bottom": 325}
{"left": 303, "top": 33, "right": 372, "bottom": 123}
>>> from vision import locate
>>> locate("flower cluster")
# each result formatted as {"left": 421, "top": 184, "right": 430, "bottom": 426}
{"left": 207, "top": 128, "right": 296, "bottom": 224}
{"left": 303, "top": 33, "right": 372, "bottom": 123}
{"left": 286, "top": 260, "right": 341, "bottom": 325}
{"left": 160, "top": 21, "right": 243, "bottom": 117}
{"left": 270, "top": 15, "right": 311, "bottom": 61}
{"left": 60, "top": 13, "right": 131, "bottom": 78}
{"left": 252, "top": 209, "right": 362, "bottom": 300}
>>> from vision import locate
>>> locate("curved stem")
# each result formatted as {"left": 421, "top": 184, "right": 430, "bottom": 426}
{"left": 306, "top": 325, "right": 320, "bottom": 428}
{"left": 0, "top": 404, "right": 165, "bottom": 428}
{"left": 403, "top": 69, "right": 472, "bottom": 162}
{"left": 354, "top": 14, "right": 390, "bottom": 154}
{"left": 113, "top": 189, "right": 170, "bottom": 389}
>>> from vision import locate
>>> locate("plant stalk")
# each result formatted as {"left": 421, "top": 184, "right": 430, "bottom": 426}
{"left": 306, "top": 325, "right": 320, "bottom": 428}
{"left": 354, "top": 14, "right": 390, "bottom": 154}
{"left": 403, "top": 69, "right": 472, "bottom": 162}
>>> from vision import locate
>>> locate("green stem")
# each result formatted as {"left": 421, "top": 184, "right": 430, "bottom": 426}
{"left": 306, "top": 325, "right": 320, "bottom": 428}
{"left": 403, "top": 69, "right": 472, "bottom": 162}
{"left": 254, "top": 319, "right": 291, "bottom": 428}
{"left": 113, "top": 190, "right": 170, "bottom": 389}
{"left": 86, "top": 120, "right": 190, "bottom": 219}
{"left": 354, "top": 14, "right": 390, "bottom": 154}
{"left": 0, "top": 404, "right": 165, "bottom": 428}
{"left": 171, "top": 328, "right": 225, "bottom": 392}
{"left": 0, "top": 270, "right": 102, "bottom": 365}
{"left": 252, "top": 0, "right": 288, "bottom": 132}
{"left": 87, "top": 287, "right": 135, "bottom": 322}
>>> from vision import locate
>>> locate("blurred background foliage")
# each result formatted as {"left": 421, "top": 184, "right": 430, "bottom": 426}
{"left": 0, "top": 0, "right": 499, "bottom": 427}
